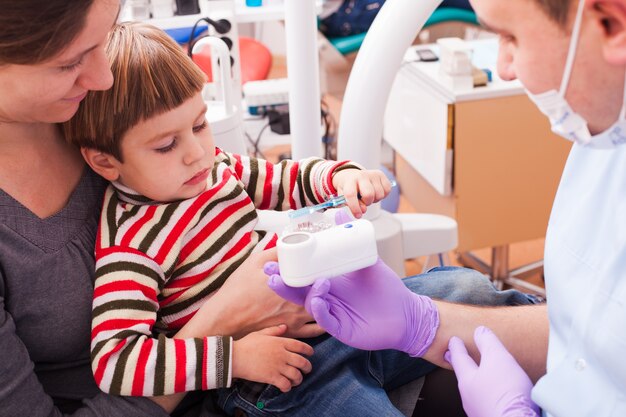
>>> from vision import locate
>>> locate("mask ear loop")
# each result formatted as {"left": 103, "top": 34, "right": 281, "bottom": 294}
{"left": 559, "top": 0, "right": 586, "bottom": 96}
{"left": 619, "top": 72, "right": 626, "bottom": 120}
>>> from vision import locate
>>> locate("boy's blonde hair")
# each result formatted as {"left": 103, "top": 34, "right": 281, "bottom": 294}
{"left": 63, "top": 22, "right": 207, "bottom": 160}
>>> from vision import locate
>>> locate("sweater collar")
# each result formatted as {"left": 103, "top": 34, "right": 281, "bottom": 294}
{"left": 110, "top": 181, "right": 159, "bottom": 206}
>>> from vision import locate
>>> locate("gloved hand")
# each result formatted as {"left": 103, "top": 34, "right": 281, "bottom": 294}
{"left": 261, "top": 208, "right": 355, "bottom": 306}
{"left": 265, "top": 257, "right": 439, "bottom": 357}
{"left": 445, "top": 326, "right": 540, "bottom": 417}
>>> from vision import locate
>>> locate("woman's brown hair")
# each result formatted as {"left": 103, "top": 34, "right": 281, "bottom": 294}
{"left": 63, "top": 22, "right": 207, "bottom": 161}
{"left": 0, "top": 0, "right": 95, "bottom": 65}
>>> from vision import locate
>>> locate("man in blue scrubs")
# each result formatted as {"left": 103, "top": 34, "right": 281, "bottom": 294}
{"left": 268, "top": 0, "right": 626, "bottom": 416}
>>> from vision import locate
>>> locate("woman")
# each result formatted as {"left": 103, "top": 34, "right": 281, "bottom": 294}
{"left": 0, "top": 1, "right": 321, "bottom": 415}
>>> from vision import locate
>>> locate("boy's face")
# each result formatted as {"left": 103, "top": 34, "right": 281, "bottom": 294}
{"left": 111, "top": 92, "right": 216, "bottom": 202}
{"left": 470, "top": 0, "right": 626, "bottom": 134}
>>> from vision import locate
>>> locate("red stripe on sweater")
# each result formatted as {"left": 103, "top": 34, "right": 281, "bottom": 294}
{"left": 174, "top": 339, "right": 187, "bottom": 392}
{"left": 289, "top": 162, "right": 298, "bottom": 209}
{"left": 202, "top": 342, "right": 208, "bottom": 390}
{"left": 153, "top": 182, "right": 224, "bottom": 264}
{"left": 217, "top": 232, "right": 254, "bottom": 266}
{"left": 259, "top": 160, "right": 274, "bottom": 209}
{"left": 158, "top": 288, "right": 187, "bottom": 308}
{"left": 97, "top": 245, "right": 149, "bottom": 259}
{"left": 264, "top": 234, "right": 278, "bottom": 250}
{"left": 167, "top": 311, "right": 195, "bottom": 329}
{"left": 168, "top": 231, "right": 254, "bottom": 295}
{"left": 131, "top": 338, "right": 154, "bottom": 396}
{"left": 92, "top": 318, "right": 154, "bottom": 338}
{"left": 232, "top": 154, "right": 244, "bottom": 180}
{"left": 121, "top": 205, "right": 158, "bottom": 248}
{"left": 178, "top": 196, "right": 251, "bottom": 263}
{"left": 326, "top": 161, "right": 345, "bottom": 196}
{"left": 93, "top": 280, "right": 157, "bottom": 302}
{"left": 93, "top": 338, "right": 127, "bottom": 387}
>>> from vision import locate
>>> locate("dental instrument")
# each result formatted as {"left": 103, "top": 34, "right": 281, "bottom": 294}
{"left": 287, "top": 180, "right": 397, "bottom": 219}
{"left": 277, "top": 218, "right": 379, "bottom": 287}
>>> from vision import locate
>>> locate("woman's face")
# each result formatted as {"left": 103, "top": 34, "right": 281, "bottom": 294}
{"left": 0, "top": 0, "right": 119, "bottom": 124}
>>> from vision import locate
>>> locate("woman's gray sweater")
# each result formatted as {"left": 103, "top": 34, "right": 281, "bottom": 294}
{"left": 0, "top": 168, "right": 170, "bottom": 417}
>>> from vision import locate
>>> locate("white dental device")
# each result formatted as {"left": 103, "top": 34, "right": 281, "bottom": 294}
{"left": 276, "top": 218, "right": 378, "bottom": 287}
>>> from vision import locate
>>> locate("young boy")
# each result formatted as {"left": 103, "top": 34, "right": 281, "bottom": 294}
{"left": 63, "top": 22, "right": 432, "bottom": 414}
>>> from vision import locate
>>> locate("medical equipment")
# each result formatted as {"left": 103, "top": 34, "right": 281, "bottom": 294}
{"left": 437, "top": 37, "right": 474, "bottom": 90}
{"left": 175, "top": 0, "right": 200, "bottom": 15}
{"left": 284, "top": 0, "right": 323, "bottom": 159}
{"left": 243, "top": 78, "right": 290, "bottom": 115}
{"left": 415, "top": 48, "right": 438, "bottom": 62}
{"left": 151, "top": 0, "right": 175, "bottom": 18}
{"left": 277, "top": 218, "right": 378, "bottom": 287}
{"left": 127, "top": 0, "right": 151, "bottom": 19}
{"left": 191, "top": 36, "right": 247, "bottom": 155}
{"left": 333, "top": 0, "right": 461, "bottom": 275}
{"left": 181, "top": 0, "right": 457, "bottom": 277}
{"left": 287, "top": 179, "right": 398, "bottom": 219}
{"left": 288, "top": 195, "right": 350, "bottom": 219}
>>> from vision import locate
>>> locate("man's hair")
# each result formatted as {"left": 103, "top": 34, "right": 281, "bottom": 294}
{"left": 0, "top": 0, "right": 95, "bottom": 65}
{"left": 534, "top": 0, "right": 574, "bottom": 27}
{"left": 63, "top": 22, "right": 207, "bottom": 161}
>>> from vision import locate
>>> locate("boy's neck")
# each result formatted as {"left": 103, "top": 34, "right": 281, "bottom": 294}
{"left": 110, "top": 180, "right": 162, "bottom": 206}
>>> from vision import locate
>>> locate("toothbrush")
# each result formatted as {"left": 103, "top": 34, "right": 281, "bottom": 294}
{"left": 287, "top": 180, "right": 397, "bottom": 219}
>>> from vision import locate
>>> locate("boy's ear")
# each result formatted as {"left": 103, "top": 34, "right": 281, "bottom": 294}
{"left": 80, "top": 148, "right": 121, "bottom": 181}
{"left": 588, "top": 0, "right": 626, "bottom": 65}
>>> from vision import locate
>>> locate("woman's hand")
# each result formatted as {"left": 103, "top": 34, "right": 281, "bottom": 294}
{"left": 190, "top": 248, "right": 324, "bottom": 340}
{"left": 232, "top": 324, "right": 314, "bottom": 392}
{"left": 331, "top": 168, "right": 392, "bottom": 218}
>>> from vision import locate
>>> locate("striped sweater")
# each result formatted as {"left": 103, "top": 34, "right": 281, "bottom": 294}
{"left": 90, "top": 148, "right": 360, "bottom": 396}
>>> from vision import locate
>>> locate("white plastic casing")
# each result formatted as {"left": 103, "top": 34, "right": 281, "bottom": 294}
{"left": 277, "top": 219, "right": 378, "bottom": 287}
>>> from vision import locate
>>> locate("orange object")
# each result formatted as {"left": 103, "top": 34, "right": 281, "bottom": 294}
{"left": 192, "top": 36, "right": 272, "bottom": 85}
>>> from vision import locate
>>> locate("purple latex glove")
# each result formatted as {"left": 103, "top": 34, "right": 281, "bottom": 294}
{"left": 266, "top": 258, "right": 439, "bottom": 357}
{"left": 445, "top": 326, "right": 540, "bottom": 417}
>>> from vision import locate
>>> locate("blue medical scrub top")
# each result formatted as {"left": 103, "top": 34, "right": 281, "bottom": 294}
{"left": 532, "top": 141, "right": 626, "bottom": 416}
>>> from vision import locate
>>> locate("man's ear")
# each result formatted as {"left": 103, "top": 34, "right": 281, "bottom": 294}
{"left": 80, "top": 148, "right": 121, "bottom": 181}
{"left": 588, "top": 0, "right": 626, "bottom": 65}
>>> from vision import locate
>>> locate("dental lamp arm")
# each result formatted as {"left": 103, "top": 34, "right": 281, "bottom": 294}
{"left": 337, "top": 0, "right": 443, "bottom": 168}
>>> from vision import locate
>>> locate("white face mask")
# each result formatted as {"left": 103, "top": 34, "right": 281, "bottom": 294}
{"left": 525, "top": 0, "right": 626, "bottom": 149}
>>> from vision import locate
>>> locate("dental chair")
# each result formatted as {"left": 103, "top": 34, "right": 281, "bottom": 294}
{"left": 325, "top": 5, "right": 476, "bottom": 56}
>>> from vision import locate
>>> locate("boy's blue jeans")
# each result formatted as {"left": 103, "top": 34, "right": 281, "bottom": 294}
{"left": 215, "top": 267, "right": 542, "bottom": 417}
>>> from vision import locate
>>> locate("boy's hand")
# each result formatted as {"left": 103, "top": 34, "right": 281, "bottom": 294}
{"left": 331, "top": 169, "right": 392, "bottom": 218}
{"left": 231, "top": 324, "right": 314, "bottom": 392}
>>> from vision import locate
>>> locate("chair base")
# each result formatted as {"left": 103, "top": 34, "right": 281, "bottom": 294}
{"left": 457, "top": 246, "right": 546, "bottom": 297}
